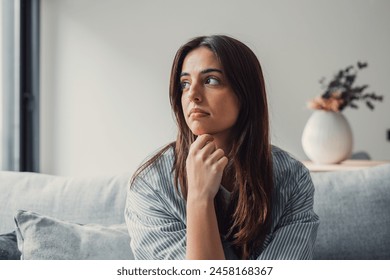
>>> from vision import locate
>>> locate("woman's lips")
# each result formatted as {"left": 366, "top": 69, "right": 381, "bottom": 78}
{"left": 188, "top": 108, "right": 209, "bottom": 118}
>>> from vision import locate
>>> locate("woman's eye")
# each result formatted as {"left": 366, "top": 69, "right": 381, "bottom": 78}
{"left": 206, "top": 77, "right": 219, "bottom": 85}
{"left": 180, "top": 81, "right": 190, "bottom": 90}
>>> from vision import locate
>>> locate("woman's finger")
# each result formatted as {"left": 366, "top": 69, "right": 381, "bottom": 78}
{"left": 201, "top": 141, "right": 217, "bottom": 157}
{"left": 215, "top": 156, "right": 229, "bottom": 171}
{"left": 190, "top": 134, "right": 214, "bottom": 152}
{"left": 206, "top": 148, "right": 225, "bottom": 164}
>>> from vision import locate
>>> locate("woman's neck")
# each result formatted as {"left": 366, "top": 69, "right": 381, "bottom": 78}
{"left": 211, "top": 132, "right": 232, "bottom": 155}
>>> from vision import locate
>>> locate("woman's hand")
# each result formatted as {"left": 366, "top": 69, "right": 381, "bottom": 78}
{"left": 186, "top": 134, "right": 229, "bottom": 201}
{"left": 185, "top": 134, "right": 228, "bottom": 259}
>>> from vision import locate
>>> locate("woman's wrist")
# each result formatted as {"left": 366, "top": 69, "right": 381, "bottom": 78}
{"left": 186, "top": 192, "right": 216, "bottom": 207}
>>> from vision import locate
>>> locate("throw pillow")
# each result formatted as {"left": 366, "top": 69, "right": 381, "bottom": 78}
{"left": 14, "top": 210, "right": 134, "bottom": 260}
{"left": 0, "top": 231, "right": 21, "bottom": 260}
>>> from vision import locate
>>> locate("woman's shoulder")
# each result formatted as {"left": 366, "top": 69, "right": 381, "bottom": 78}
{"left": 130, "top": 143, "right": 176, "bottom": 195}
{"left": 134, "top": 143, "right": 175, "bottom": 179}
{"left": 127, "top": 143, "right": 186, "bottom": 220}
{"left": 271, "top": 145, "right": 310, "bottom": 185}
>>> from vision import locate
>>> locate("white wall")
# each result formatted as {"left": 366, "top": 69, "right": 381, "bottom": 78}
{"left": 41, "top": 0, "right": 390, "bottom": 177}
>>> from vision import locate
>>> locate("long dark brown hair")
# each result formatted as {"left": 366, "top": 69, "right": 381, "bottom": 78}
{"left": 132, "top": 35, "right": 273, "bottom": 259}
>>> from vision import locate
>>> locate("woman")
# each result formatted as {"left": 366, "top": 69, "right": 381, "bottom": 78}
{"left": 125, "top": 35, "right": 319, "bottom": 260}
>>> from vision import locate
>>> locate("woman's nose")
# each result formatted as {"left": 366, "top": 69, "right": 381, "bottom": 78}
{"left": 187, "top": 81, "right": 202, "bottom": 103}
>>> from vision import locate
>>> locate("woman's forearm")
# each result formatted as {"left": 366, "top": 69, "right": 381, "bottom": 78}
{"left": 186, "top": 197, "right": 225, "bottom": 260}
{"left": 185, "top": 134, "right": 227, "bottom": 259}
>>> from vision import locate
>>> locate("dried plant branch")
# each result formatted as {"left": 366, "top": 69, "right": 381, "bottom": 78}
{"left": 309, "top": 61, "right": 383, "bottom": 112}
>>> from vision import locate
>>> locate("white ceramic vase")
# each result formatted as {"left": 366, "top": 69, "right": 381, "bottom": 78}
{"left": 302, "top": 110, "right": 353, "bottom": 164}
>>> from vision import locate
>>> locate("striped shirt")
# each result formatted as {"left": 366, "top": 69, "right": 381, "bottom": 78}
{"left": 125, "top": 145, "right": 319, "bottom": 260}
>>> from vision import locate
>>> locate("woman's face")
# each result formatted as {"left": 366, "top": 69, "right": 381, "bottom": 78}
{"left": 180, "top": 47, "right": 240, "bottom": 141}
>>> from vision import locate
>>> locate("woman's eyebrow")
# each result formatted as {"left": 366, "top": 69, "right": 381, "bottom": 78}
{"left": 200, "top": 68, "right": 223, "bottom": 75}
{"left": 180, "top": 68, "right": 223, "bottom": 78}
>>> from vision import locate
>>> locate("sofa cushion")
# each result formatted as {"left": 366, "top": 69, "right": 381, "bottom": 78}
{"left": 311, "top": 164, "right": 390, "bottom": 259}
{"left": 14, "top": 210, "right": 134, "bottom": 260}
{"left": 0, "top": 171, "right": 132, "bottom": 234}
{"left": 0, "top": 231, "right": 21, "bottom": 260}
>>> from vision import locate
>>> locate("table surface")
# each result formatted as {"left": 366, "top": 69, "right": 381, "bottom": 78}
{"left": 302, "top": 160, "right": 390, "bottom": 172}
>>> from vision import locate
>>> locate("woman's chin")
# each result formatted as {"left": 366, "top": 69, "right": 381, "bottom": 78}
{"left": 192, "top": 131, "right": 206, "bottom": 136}
{"left": 191, "top": 128, "right": 210, "bottom": 136}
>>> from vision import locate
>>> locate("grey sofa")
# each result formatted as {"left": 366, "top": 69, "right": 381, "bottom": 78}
{"left": 311, "top": 164, "right": 390, "bottom": 259}
{"left": 1, "top": 164, "right": 389, "bottom": 260}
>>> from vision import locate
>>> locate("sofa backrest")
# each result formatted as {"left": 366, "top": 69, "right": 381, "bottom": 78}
{"left": 0, "top": 171, "right": 132, "bottom": 234}
{"left": 311, "top": 164, "right": 390, "bottom": 260}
